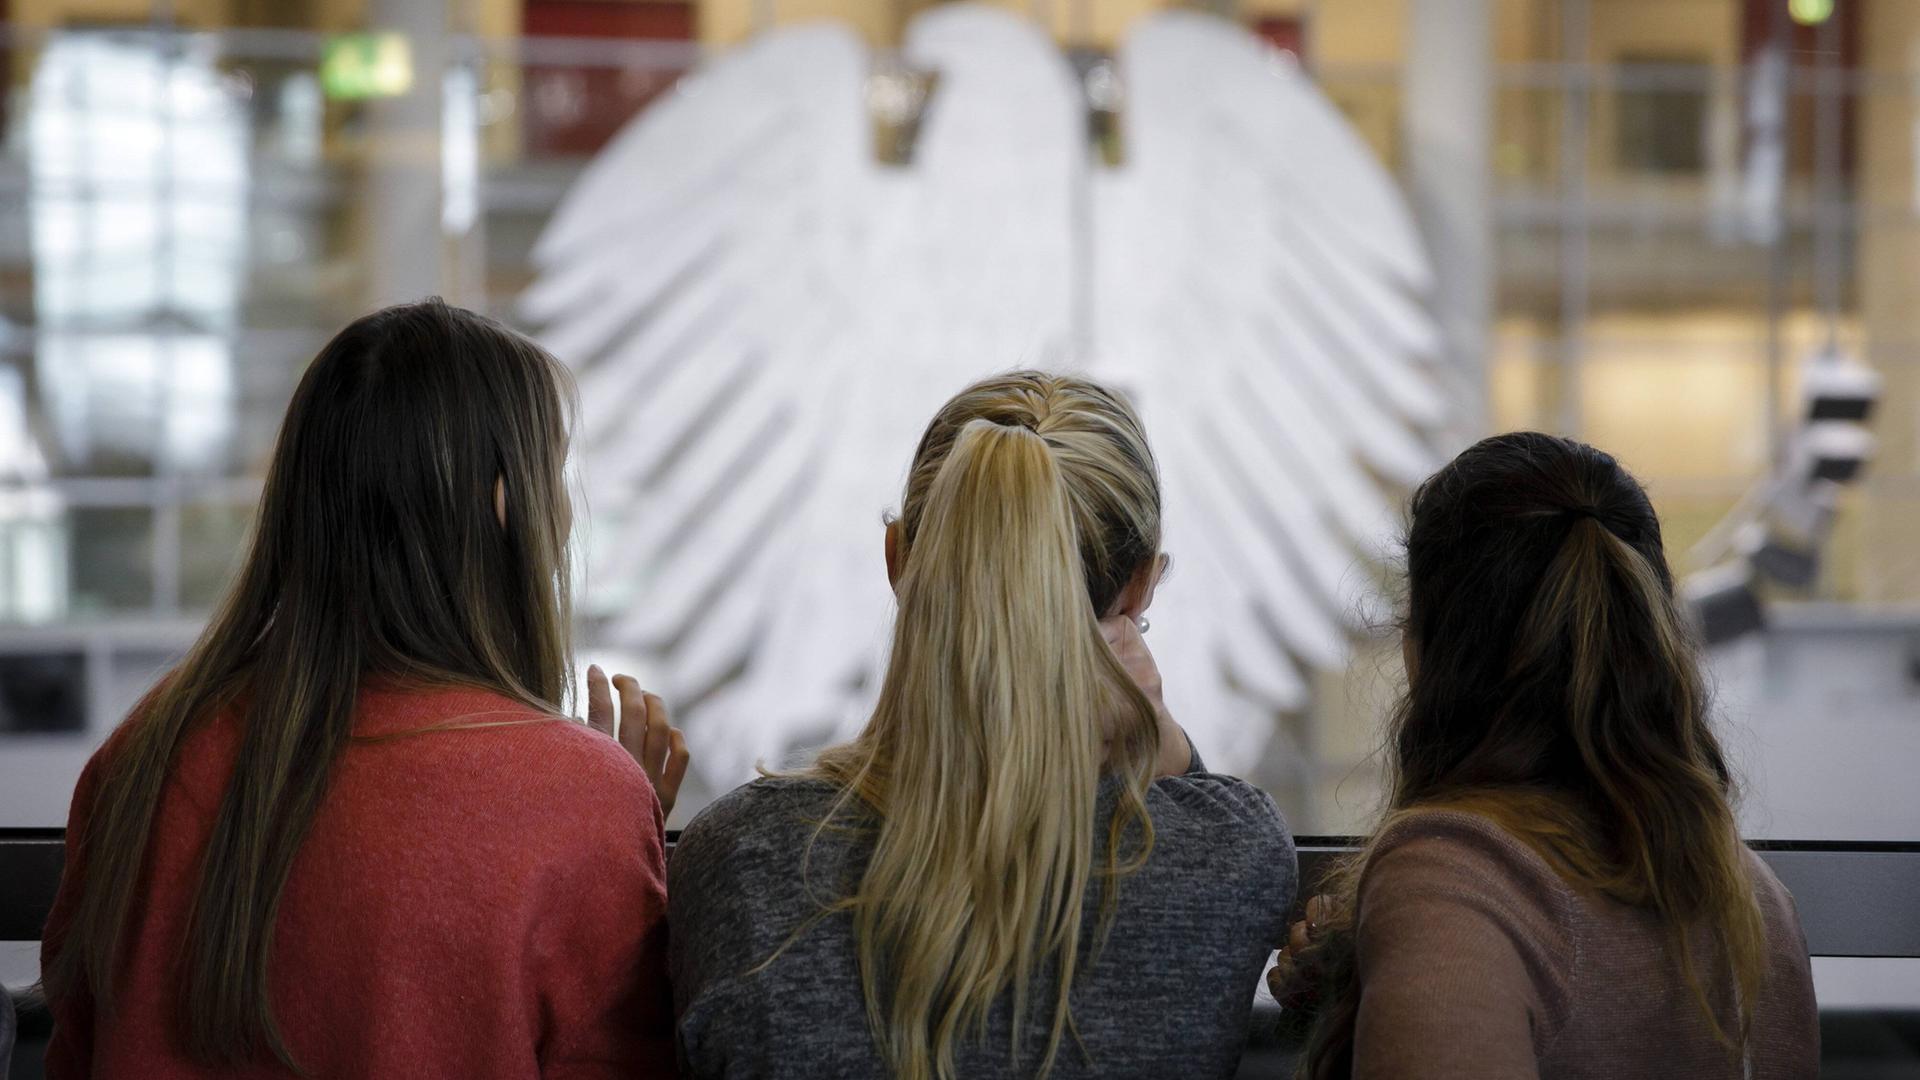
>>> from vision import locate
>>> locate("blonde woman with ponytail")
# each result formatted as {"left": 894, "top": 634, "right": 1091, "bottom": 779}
{"left": 669, "top": 372, "right": 1296, "bottom": 1079}
{"left": 1273, "top": 432, "right": 1817, "bottom": 1079}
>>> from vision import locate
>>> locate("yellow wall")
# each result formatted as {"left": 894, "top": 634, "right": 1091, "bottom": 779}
{"left": 1489, "top": 304, "right": 1899, "bottom": 569}
{"left": 1860, "top": 0, "right": 1920, "bottom": 346}
{"left": 996, "top": 0, "right": 1163, "bottom": 48}
{"left": 1312, "top": 0, "right": 1405, "bottom": 64}
{"left": 700, "top": 0, "right": 895, "bottom": 47}
{"left": 1492, "top": 311, "right": 1776, "bottom": 479}
{"left": 1493, "top": 0, "right": 1544, "bottom": 62}
{"left": 1240, "top": 0, "right": 1305, "bottom": 15}
{"left": 1850, "top": 0, "right": 1920, "bottom": 602}
{"left": 9, "top": 0, "right": 229, "bottom": 26}
{"left": 9, "top": 0, "right": 393, "bottom": 30}
{"left": 1586, "top": 0, "right": 1739, "bottom": 63}
{"left": 1586, "top": 0, "right": 1737, "bottom": 181}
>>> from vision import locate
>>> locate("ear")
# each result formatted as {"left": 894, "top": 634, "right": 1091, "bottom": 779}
{"left": 494, "top": 476, "right": 507, "bottom": 527}
{"left": 1111, "top": 553, "right": 1167, "bottom": 621}
{"left": 884, "top": 519, "right": 905, "bottom": 591}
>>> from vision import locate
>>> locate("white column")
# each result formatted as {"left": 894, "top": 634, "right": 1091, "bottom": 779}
{"left": 1401, "top": 0, "right": 1494, "bottom": 438}
{"left": 363, "top": 0, "right": 450, "bottom": 307}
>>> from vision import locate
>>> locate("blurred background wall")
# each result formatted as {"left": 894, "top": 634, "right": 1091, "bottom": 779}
{"left": 0, "top": 0, "right": 1912, "bottom": 840}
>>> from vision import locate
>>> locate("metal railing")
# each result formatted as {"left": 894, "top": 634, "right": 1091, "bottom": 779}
{"left": 4, "top": 829, "right": 1916, "bottom": 1076}
{"left": 7, "top": 829, "right": 1916, "bottom": 954}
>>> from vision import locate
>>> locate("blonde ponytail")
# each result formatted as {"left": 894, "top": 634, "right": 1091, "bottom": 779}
{"left": 808, "top": 373, "right": 1164, "bottom": 1080}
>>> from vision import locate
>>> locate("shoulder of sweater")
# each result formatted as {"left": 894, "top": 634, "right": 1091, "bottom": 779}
{"left": 366, "top": 690, "right": 658, "bottom": 815}
{"left": 1372, "top": 809, "right": 1566, "bottom": 875}
{"left": 1739, "top": 844, "right": 1792, "bottom": 906}
{"left": 502, "top": 713, "right": 647, "bottom": 777}
{"left": 1145, "top": 769, "right": 1295, "bottom": 865}
{"left": 678, "top": 776, "right": 845, "bottom": 852}
{"left": 670, "top": 777, "right": 858, "bottom": 907}
{"left": 1739, "top": 845, "right": 1813, "bottom": 947}
{"left": 1363, "top": 809, "right": 1584, "bottom": 952}
{"left": 1149, "top": 773, "right": 1300, "bottom": 923}
{"left": 371, "top": 687, "right": 614, "bottom": 756}
{"left": 1355, "top": 810, "right": 1585, "bottom": 1051}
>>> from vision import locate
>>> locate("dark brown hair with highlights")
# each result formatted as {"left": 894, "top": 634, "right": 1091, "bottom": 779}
{"left": 1297, "top": 431, "right": 1766, "bottom": 1076}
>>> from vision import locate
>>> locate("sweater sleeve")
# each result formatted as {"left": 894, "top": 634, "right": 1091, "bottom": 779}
{"left": 1147, "top": 741, "right": 1297, "bottom": 953}
{"left": 530, "top": 738, "right": 677, "bottom": 1079}
{"left": 666, "top": 784, "right": 793, "bottom": 1079}
{"left": 1150, "top": 744, "right": 1291, "bottom": 864}
{"left": 41, "top": 744, "right": 109, "bottom": 1080}
{"left": 1, "top": 980, "right": 14, "bottom": 1079}
{"left": 1351, "top": 814, "right": 1577, "bottom": 1080}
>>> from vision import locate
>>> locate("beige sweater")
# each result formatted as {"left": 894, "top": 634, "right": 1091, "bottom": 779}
{"left": 1352, "top": 810, "right": 1819, "bottom": 1079}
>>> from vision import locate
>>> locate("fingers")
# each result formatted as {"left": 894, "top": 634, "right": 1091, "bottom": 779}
{"left": 611, "top": 675, "right": 649, "bottom": 761}
{"left": 1267, "top": 957, "right": 1292, "bottom": 998}
{"left": 659, "top": 728, "right": 690, "bottom": 819}
{"left": 1305, "top": 894, "right": 1331, "bottom": 929}
{"left": 641, "top": 689, "right": 671, "bottom": 780}
{"left": 1277, "top": 896, "right": 1334, "bottom": 963}
{"left": 1097, "top": 613, "right": 1180, "bottom": 774}
{"left": 607, "top": 674, "right": 690, "bottom": 820}
{"left": 1097, "top": 615, "right": 1150, "bottom": 678}
{"left": 585, "top": 665, "right": 614, "bottom": 735}
{"left": 1273, "top": 899, "right": 1339, "bottom": 1013}
{"left": 1098, "top": 614, "right": 1142, "bottom": 652}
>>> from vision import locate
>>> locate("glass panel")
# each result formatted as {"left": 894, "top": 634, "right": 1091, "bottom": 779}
{"left": 1615, "top": 68, "right": 1709, "bottom": 176}
{"left": 0, "top": 10, "right": 1904, "bottom": 855}
{"left": 1580, "top": 340, "right": 1770, "bottom": 482}
{"left": 66, "top": 506, "right": 154, "bottom": 615}
{"left": 1493, "top": 82, "right": 1563, "bottom": 189}
{"left": 180, "top": 500, "right": 252, "bottom": 609}
{"left": 109, "top": 645, "right": 184, "bottom": 717}
{"left": 0, "top": 652, "right": 86, "bottom": 733}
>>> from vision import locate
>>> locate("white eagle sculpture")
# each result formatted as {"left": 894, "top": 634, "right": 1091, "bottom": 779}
{"left": 523, "top": 4, "right": 1449, "bottom": 785}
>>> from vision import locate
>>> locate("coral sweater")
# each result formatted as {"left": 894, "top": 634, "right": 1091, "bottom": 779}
{"left": 42, "top": 685, "right": 676, "bottom": 1079}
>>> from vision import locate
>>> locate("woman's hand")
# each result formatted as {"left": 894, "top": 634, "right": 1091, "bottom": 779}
{"left": 585, "top": 665, "right": 691, "bottom": 820}
{"left": 1098, "top": 616, "right": 1191, "bottom": 777}
{"left": 1268, "top": 894, "right": 1332, "bottom": 1006}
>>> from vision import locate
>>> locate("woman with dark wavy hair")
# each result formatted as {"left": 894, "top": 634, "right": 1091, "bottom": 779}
{"left": 1274, "top": 432, "right": 1817, "bottom": 1078}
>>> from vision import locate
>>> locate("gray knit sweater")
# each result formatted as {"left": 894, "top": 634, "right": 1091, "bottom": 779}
{"left": 667, "top": 749, "right": 1296, "bottom": 1079}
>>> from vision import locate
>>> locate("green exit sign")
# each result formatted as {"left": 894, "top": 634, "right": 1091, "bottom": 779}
{"left": 1789, "top": 0, "right": 1835, "bottom": 25}
{"left": 321, "top": 32, "right": 413, "bottom": 100}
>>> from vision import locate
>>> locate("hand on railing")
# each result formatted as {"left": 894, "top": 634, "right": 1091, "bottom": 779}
{"left": 1268, "top": 894, "right": 1335, "bottom": 1016}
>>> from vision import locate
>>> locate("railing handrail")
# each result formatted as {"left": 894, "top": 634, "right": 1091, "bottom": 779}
{"left": 5, "top": 828, "right": 1918, "bottom": 957}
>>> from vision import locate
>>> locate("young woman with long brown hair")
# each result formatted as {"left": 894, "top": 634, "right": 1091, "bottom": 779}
{"left": 668, "top": 371, "right": 1296, "bottom": 1079}
{"left": 40, "top": 299, "right": 689, "bottom": 1078}
{"left": 1273, "top": 432, "right": 1818, "bottom": 1078}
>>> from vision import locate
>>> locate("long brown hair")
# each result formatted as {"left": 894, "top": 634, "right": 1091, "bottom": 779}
{"left": 805, "top": 372, "right": 1164, "bottom": 1080}
{"left": 42, "top": 299, "right": 576, "bottom": 1070}
{"left": 1298, "top": 432, "right": 1766, "bottom": 1076}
